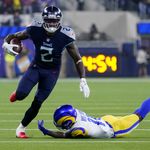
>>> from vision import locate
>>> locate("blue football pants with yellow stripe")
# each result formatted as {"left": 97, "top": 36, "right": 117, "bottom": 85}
{"left": 102, "top": 114, "right": 140, "bottom": 137}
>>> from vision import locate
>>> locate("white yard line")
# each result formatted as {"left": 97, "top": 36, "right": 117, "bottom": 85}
{"left": 0, "top": 106, "right": 135, "bottom": 111}
{"left": 0, "top": 128, "right": 150, "bottom": 131}
{"left": 0, "top": 119, "right": 150, "bottom": 122}
{"left": 1, "top": 78, "right": 150, "bottom": 83}
{"left": 0, "top": 140, "right": 150, "bottom": 143}
{"left": 0, "top": 113, "right": 131, "bottom": 115}
{"left": 0, "top": 103, "right": 138, "bottom": 107}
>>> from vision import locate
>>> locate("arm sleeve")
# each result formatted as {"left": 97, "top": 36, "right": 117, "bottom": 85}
{"left": 26, "top": 26, "right": 32, "bottom": 38}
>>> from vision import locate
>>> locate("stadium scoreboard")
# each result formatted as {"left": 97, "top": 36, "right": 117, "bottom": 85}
{"left": 82, "top": 54, "right": 117, "bottom": 73}
{"left": 66, "top": 47, "right": 121, "bottom": 77}
{"left": 80, "top": 48, "right": 120, "bottom": 77}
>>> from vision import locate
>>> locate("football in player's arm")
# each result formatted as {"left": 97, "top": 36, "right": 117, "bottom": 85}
{"left": 2, "top": 6, "right": 90, "bottom": 138}
{"left": 38, "top": 98, "right": 150, "bottom": 138}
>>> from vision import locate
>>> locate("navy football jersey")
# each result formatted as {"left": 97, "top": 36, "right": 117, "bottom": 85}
{"left": 26, "top": 22, "right": 75, "bottom": 69}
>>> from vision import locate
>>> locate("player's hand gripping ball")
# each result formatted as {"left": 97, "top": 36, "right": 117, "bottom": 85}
{"left": 10, "top": 38, "right": 23, "bottom": 54}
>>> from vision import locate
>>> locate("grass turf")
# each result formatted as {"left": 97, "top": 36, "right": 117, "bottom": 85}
{"left": 0, "top": 78, "right": 150, "bottom": 150}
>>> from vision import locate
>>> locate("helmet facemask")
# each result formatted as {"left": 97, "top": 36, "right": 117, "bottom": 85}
{"left": 42, "top": 6, "right": 62, "bottom": 33}
{"left": 43, "top": 18, "right": 61, "bottom": 33}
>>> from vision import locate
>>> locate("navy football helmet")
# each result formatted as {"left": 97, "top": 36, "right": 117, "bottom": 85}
{"left": 53, "top": 104, "right": 77, "bottom": 130}
{"left": 42, "top": 6, "right": 62, "bottom": 33}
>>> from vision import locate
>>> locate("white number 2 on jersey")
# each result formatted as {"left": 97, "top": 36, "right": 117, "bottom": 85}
{"left": 40, "top": 46, "right": 53, "bottom": 62}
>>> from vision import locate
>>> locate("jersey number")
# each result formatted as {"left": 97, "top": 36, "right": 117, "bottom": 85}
{"left": 40, "top": 46, "right": 53, "bottom": 62}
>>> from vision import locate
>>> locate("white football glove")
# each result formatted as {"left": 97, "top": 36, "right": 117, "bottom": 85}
{"left": 2, "top": 42, "right": 19, "bottom": 56}
{"left": 80, "top": 78, "right": 90, "bottom": 98}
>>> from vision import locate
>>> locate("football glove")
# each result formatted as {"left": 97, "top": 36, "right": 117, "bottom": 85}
{"left": 38, "top": 120, "right": 49, "bottom": 135}
{"left": 80, "top": 78, "right": 90, "bottom": 98}
{"left": 2, "top": 42, "right": 19, "bottom": 56}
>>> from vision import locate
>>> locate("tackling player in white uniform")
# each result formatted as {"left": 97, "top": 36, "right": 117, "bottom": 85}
{"left": 38, "top": 97, "right": 150, "bottom": 138}
{"left": 66, "top": 109, "right": 114, "bottom": 138}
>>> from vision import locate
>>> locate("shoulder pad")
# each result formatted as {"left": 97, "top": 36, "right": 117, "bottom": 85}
{"left": 27, "top": 19, "right": 42, "bottom": 27}
{"left": 60, "top": 26, "right": 76, "bottom": 40}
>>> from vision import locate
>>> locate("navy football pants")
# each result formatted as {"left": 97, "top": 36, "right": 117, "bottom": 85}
{"left": 15, "top": 64, "right": 60, "bottom": 126}
{"left": 16, "top": 64, "right": 60, "bottom": 103}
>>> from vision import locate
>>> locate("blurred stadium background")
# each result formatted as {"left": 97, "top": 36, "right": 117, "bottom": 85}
{"left": 0, "top": 0, "right": 150, "bottom": 78}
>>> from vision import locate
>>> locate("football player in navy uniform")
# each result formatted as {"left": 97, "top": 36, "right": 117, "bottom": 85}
{"left": 38, "top": 97, "right": 150, "bottom": 138}
{"left": 2, "top": 6, "right": 90, "bottom": 138}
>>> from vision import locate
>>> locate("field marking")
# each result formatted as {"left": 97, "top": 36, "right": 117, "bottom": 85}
{"left": 0, "top": 112, "right": 135, "bottom": 114}
{"left": 0, "top": 140, "right": 150, "bottom": 143}
{"left": 0, "top": 119, "right": 150, "bottom": 122}
{"left": 0, "top": 113, "right": 131, "bottom": 115}
{"left": 1, "top": 78, "right": 150, "bottom": 83}
{"left": 0, "top": 102, "right": 140, "bottom": 105}
{"left": 1, "top": 113, "right": 150, "bottom": 117}
{"left": 0, "top": 128, "right": 150, "bottom": 131}
{"left": 0, "top": 107, "right": 137, "bottom": 110}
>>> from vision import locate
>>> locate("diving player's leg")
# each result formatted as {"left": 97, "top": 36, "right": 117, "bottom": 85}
{"left": 10, "top": 66, "right": 39, "bottom": 102}
{"left": 134, "top": 97, "right": 150, "bottom": 121}
{"left": 16, "top": 68, "right": 59, "bottom": 138}
{"left": 102, "top": 114, "right": 140, "bottom": 138}
{"left": 114, "top": 114, "right": 140, "bottom": 137}
{"left": 103, "top": 98, "right": 150, "bottom": 138}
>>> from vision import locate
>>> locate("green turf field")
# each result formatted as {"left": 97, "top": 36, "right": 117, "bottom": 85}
{"left": 0, "top": 78, "right": 150, "bottom": 150}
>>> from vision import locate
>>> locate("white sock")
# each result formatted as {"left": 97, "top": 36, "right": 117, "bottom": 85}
{"left": 16, "top": 123, "right": 26, "bottom": 135}
{"left": 17, "top": 123, "right": 25, "bottom": 129}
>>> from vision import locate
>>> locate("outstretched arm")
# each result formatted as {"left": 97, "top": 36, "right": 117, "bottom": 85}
{"left": 66, "top": 42, "right": 90, "bottom": 98}
{"left": 46, "top": 130, "right": 65, "bottom": 138}
{"left": 66, "top": 42, "right": 85, "bottom": 78}
{"left": 38, "top": 120, "right": 66, "bottom": 138}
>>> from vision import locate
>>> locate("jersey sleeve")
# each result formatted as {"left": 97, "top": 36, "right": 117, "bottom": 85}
{"left": 26, "top": 26, "right": 32, "bottom": 38}
{"left": 26, "top": 20, "right": 42, "bottom": 38}
{"left": 60, "top": 26, "right": 76, "bottom": 45}
{"left": 65, "top": 127, "right": 88, "bottom": 138}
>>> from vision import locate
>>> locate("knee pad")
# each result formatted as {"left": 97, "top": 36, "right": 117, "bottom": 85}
{"left": 16, "top": 91, "right": 28, "bottom": 100}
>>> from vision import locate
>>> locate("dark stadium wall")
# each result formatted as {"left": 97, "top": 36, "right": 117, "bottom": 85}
{"left": 66, "top": 47, "right": 139, "bottom": 78}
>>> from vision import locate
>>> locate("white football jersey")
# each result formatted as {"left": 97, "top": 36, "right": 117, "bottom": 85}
{"left": 66, "top": 109, "right": 114, "bottom": 138}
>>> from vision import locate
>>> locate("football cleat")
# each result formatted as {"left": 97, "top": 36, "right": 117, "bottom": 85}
{"left": 16, "top": 132, "right": 28, "bottom": 139}
{"left": 9, "top": 91, "right": 17, "bottom": 102}
{"left": 53, "top": 104, "right": 77, "bottom": 130}
{"left": 16, "top": 123, "right": 28, "bottom": 138}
